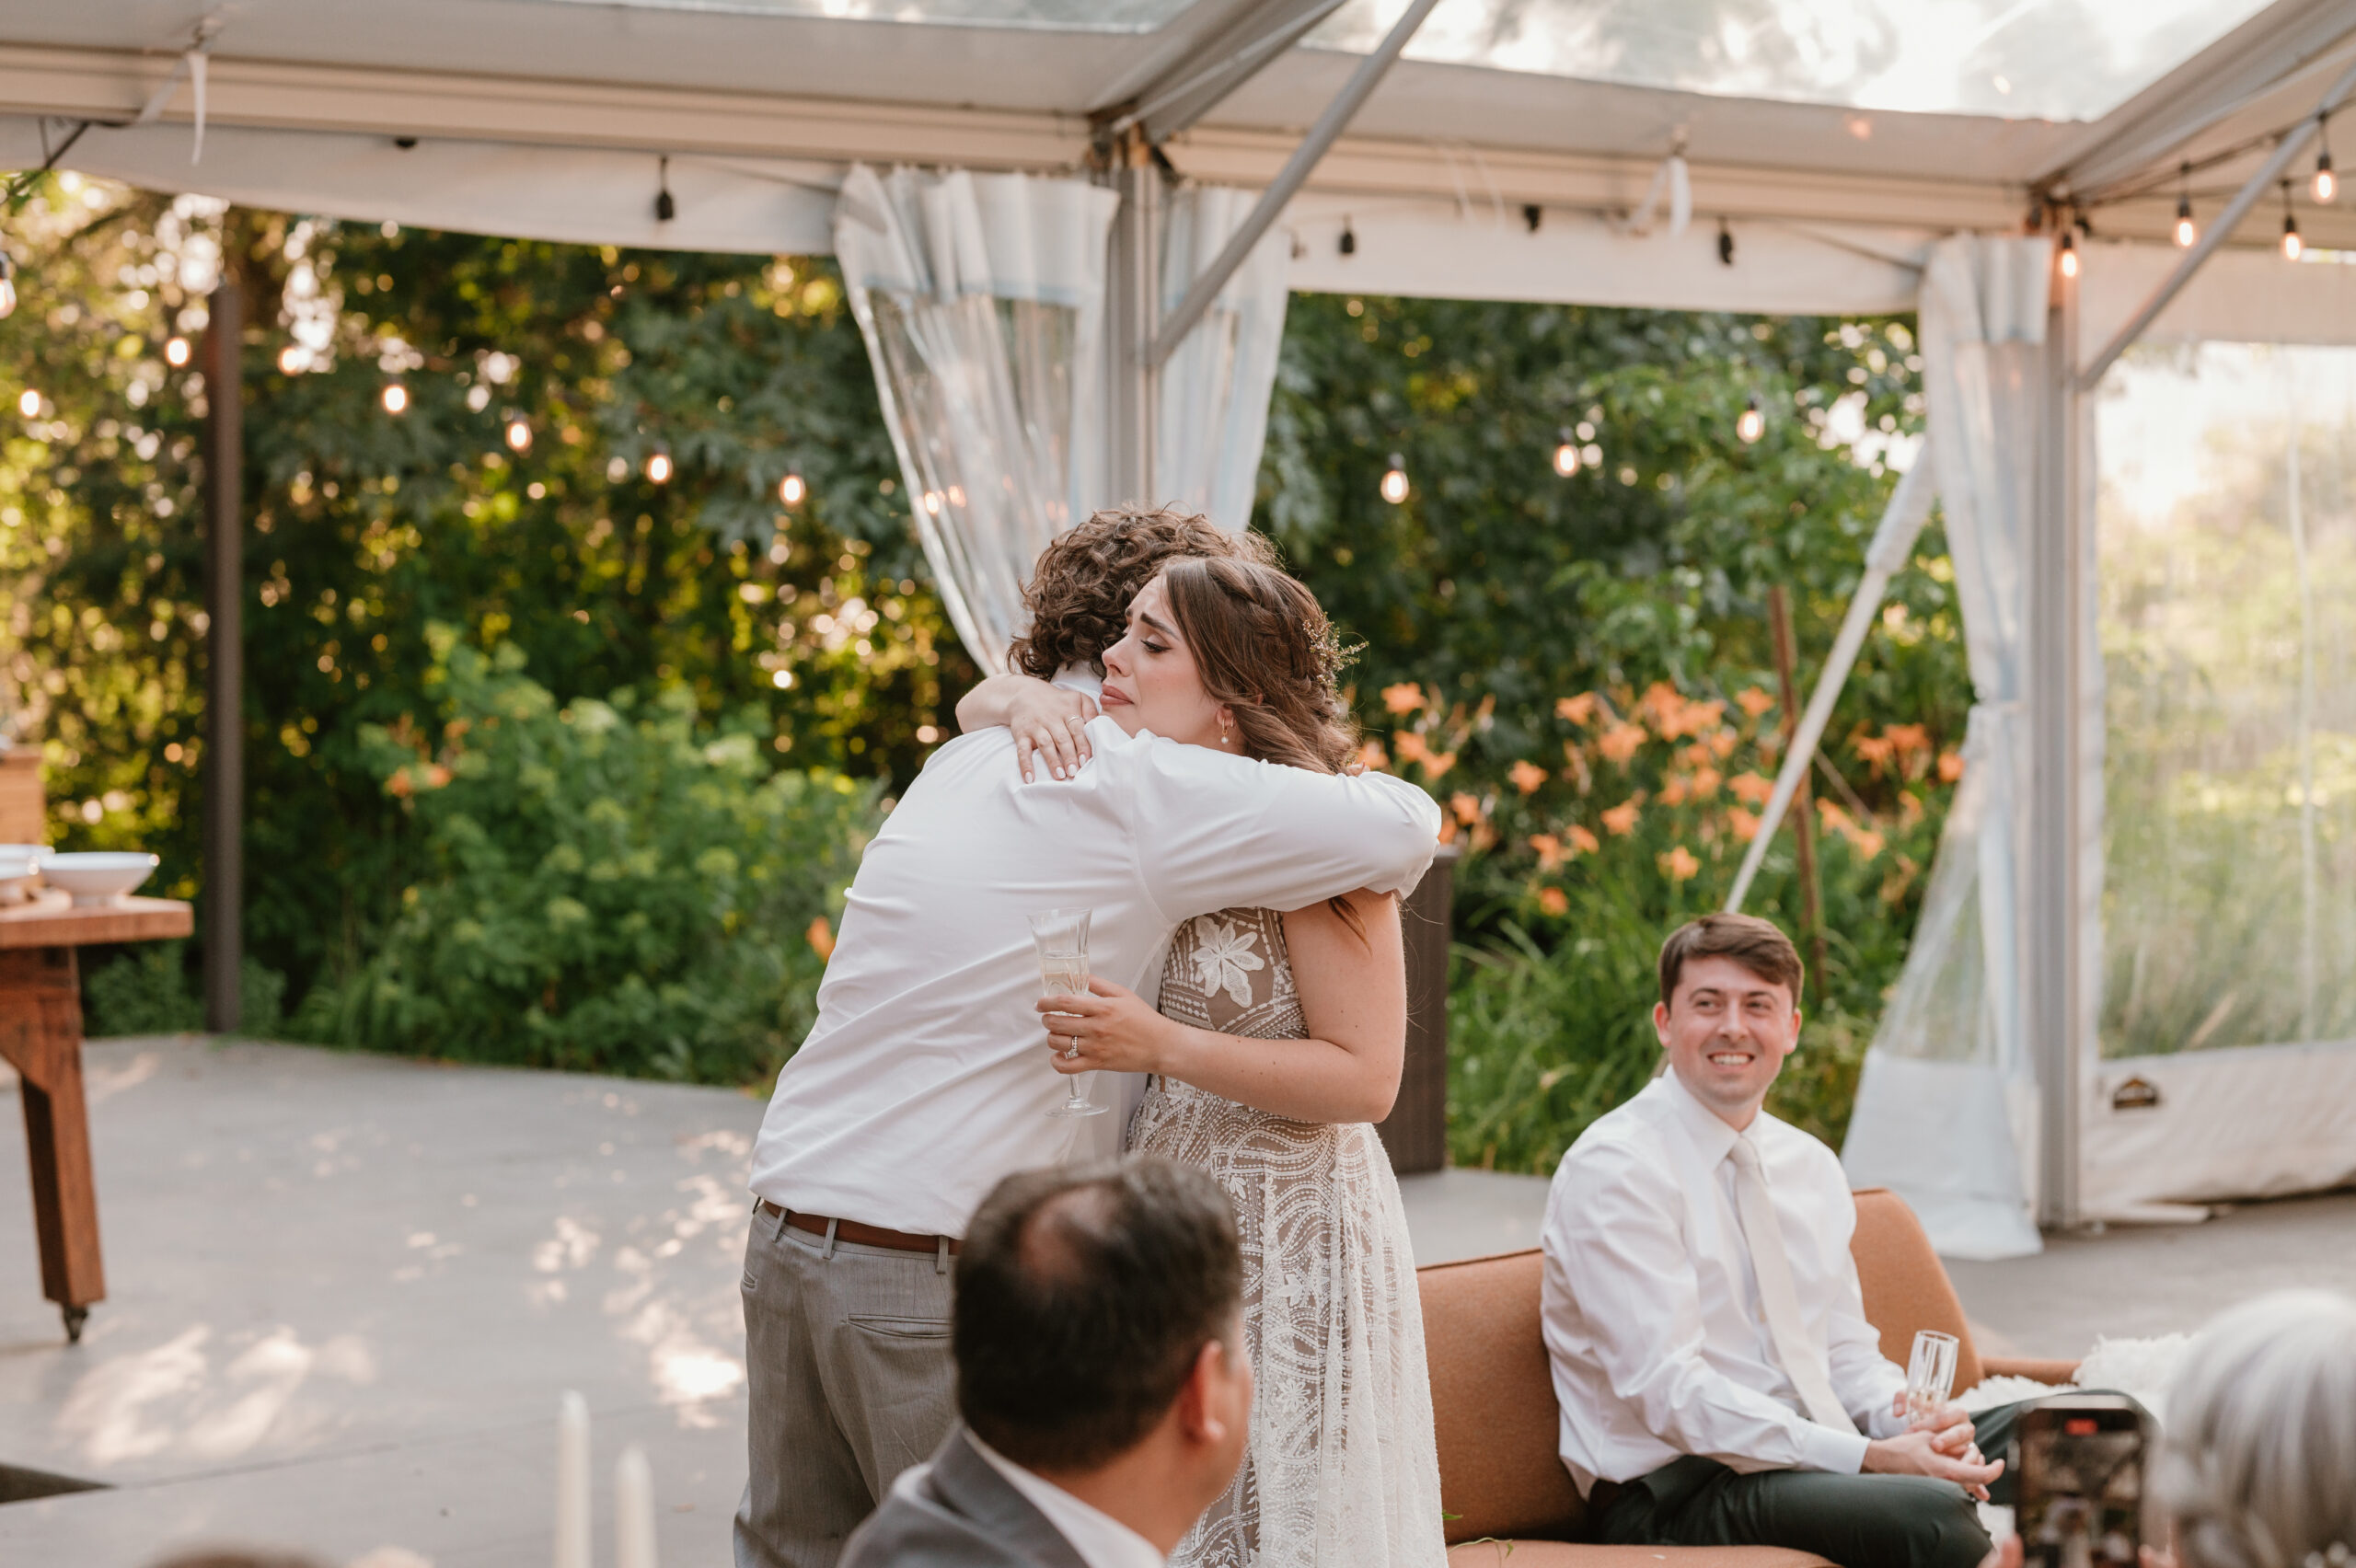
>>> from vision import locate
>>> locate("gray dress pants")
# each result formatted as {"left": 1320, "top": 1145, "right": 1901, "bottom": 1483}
{"left": 733, "top": 1210, "right": 959, "bottom": 1568}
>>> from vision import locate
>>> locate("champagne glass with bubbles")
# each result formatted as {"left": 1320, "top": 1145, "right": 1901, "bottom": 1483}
{"left": 1906, "top": 1330, "right": 1960, "bottom": 1427}
{"left": 1030, "top": 908, "right": 1107, "bottom": 1120}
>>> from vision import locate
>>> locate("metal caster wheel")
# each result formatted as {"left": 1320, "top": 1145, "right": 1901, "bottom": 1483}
{"left": 61, "top": 1305, "right": 88, "bottom": 1344}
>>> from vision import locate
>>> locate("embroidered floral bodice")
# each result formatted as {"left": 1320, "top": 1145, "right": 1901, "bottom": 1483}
{"left": 1128, "top": 907, "right": 1447, "bottom": 1568}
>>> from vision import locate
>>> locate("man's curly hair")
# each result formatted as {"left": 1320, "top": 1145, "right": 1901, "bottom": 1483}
{"left": 1009, "top": 502, "right": 1276, "bottom": 679}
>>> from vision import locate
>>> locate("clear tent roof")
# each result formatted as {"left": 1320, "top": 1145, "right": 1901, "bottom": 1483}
{"left": 4, "top": 0, "right": 2352, "bottom": 254}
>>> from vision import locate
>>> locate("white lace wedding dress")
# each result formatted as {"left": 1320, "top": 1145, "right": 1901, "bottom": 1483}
{"left": 1127, "top": 907, "right": 1448, "bottom": 1568}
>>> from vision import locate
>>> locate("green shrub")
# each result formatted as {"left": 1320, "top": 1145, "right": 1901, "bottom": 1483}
{"left": 298, "top": 635, "right": 879, "bottom": 1083}
{"left": 83, "top": 941, "right": 287, "bottom": 1038}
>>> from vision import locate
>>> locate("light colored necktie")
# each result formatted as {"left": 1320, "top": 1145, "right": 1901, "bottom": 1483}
{"left": 1726, "top": 1133, "right": 1858, "bottom": 1434}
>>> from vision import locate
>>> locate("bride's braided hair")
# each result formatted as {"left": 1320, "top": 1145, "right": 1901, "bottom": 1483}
{"left": 1160, "top": 556, "right": 1359, "bottom": 777}
{"left": 1011, "top": 503, "right": 1275, "bottom": 679}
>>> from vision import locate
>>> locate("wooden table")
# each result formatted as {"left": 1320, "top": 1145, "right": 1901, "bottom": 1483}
{"left": 0, "top": 891, "right": 192, "bottom": 1342}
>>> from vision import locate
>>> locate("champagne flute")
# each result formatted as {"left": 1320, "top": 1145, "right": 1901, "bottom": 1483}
{"left": 1029, "top": 908, "right": 1107, "bottom": 1120}
{"left": 1906, "top": 1329, "right": 1960, "bottom": 1427}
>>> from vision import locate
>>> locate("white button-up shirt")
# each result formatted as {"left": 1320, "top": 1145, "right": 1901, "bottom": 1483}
{"left": 1540, "top": 1068, "right": 1908, "bottom": 1493}
{"left": 966, "top": 1435, "right": 1166, "bottom": 1568}
{"left": 749, "top": 714, "right": 1441, "bottom": 1238}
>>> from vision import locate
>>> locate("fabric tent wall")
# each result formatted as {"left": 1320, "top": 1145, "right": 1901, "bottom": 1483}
{"left": 2073, "top": 243, "right": 2356, "bottom": 1221}
{"left": 833, "top": 166, "right": 1119, "bottom": 675}
{"left": 1842, "top": 235, "right": 2053, "bottom": 1262}
{"left": 1156, "top": 185, "right": 1291, "bottom": 534}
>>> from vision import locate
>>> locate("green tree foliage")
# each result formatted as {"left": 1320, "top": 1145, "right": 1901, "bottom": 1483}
{"left": 1258, "top": 295, "right": 1971, "bottom": 1167}
{"left": 312, "top": 634, "right": 877, "bottom": 1081}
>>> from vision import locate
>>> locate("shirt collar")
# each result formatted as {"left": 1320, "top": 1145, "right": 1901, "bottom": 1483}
{"left": 1655, "top": 1061, "right": 1746, "bottom": 1168}
{"left": 965, "top": 1434, "right": 1166, "bottom": 1568}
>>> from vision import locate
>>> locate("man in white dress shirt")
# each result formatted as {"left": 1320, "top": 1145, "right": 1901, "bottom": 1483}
{"left": 842, "top": 1158, "right": 1252, "bottom": 1568}
{"left": 735, "top": 507, "right": 1443, "bottom": 1568}
{"left": 1541, "top": 914, "right": 2009, "bottom": 1568}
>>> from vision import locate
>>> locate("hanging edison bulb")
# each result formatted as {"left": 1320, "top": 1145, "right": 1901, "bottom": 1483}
{"left": 165, "top": 335, "right": 191, "bottom": 367}
{"left": 1553, "top": 427, "right": 1580, "bottom": 478}
{"left": 1737, "top": 395, "right": 1765, "bottom": 444}
{"left": 381, "top": 381, "right": 410, "bottom": 415}
{"left": 2058, "top": 230, "right": 2079, "bottom": 280}
{"left": 504, "top": 416, "right": 533, "bottom": 453}
{"left": 2318, "top": 115, "right": 2339, "bottom": 203}
{"left": 2282, "top": 180, "right": 2304, "bottom": 261}
{"left": 779, "top": 469, "right": 806, "bottom": 507}
{"left": 645, "top": 448, "right": 674, "bottom": 484}
{"left": 1379, "top": 453, "right": 1409, "bottom": 505}
{"left": 2175, "top": 197, "right": 2197, "bottom": 248}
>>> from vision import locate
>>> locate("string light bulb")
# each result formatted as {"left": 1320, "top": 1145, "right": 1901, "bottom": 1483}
{"left": 1379, "top": 453, "right": 1408, "bottom": 505}
{"left": 2318, "top": 114, "right": 2339, "bottom": 204}
{"left": 2058, "top": 230, "right": 2078, "bottom": 280}
{"left": 2175, "top": 164, "right": 2198, "bottom": 248}
{"left": 504, "top": 416, "right": 532, "bottom": 453}
{"left": 779, "top": 469, "right": 806, "bottom": 507}
{"left": 165, "top": 335, "right": 191, "bottom": 367}
{"left": 2282, "top": 180, "right": 2304, "bottom": 261}
{"left": 1553, "top": 427, "right": 1581, "bottom": 478}
{"left": 1737, "top": 395, "right": 1765, "bottom": 444}
{"left": 645, "top": 449, "right": 674, "bottom": 485}
{"left": 381, "top": 381, "right": 410, "bottom": 415}
{"left": 17, "top": 388, "right": 37, "bottom": 419}
{"left": 0, "top": 249, "right": 16, "bottom": 320}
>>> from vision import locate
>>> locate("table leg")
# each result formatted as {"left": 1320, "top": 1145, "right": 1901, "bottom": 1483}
{"left": 0, "top": 948, "right": 102, "bottom": 1342}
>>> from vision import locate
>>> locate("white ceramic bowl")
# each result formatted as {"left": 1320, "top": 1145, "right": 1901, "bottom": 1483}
{"left": 42, "top": 851, "right": 160, "bottom": 907}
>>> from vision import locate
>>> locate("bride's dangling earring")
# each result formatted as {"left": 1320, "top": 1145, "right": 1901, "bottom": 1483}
{"left": 1219, "top": 716, "right": 1231, "bottom": 746}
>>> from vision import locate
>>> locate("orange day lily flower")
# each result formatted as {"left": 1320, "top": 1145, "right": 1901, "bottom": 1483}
{"left": 1568, "top": 824, "right": 1600, "bottom": 855}
{"left": 1382, "top": 683, "right": 1426, "bottom": 715}
{"left": 1450, "top": 792, "right": 1484, "bottom": 825}
{"left": 1555, "top": 693, "right": 1600, "bottom": 725}
{"left": 1537, "top": 886, "right": 1569, "bottom": 917}
{"left": 1728, "top": 806, "right": 1761, "bottom": 842}
{"left": 1937, "top": 749, "right": 1965, "bottom": 783}
{"left": 806, "top": 916, "right": 837, "bottom": 960}
{"left": 1598, "top": 723, "right": 1645, "bottom": 765}
{"left": 1508, "top": 759, "right": 1549, "bottom": 795}
{"left": 1729, "top": 770, "right": 1774, "bottom": 804}
{"left": 1529, "top": 833, "right": 1565, "bottom": 870}
{"left": 1392, "top": 732, "right": 1430, "bottom": 763}
{"left": 1736, "top": 686, "right": 1775, "bottom": 719}
{"left": 1660, "top": 846, "right": 1702, "bottom": 882}
{"left": 1602, "top": 799, "right": 1642, "bottom": 836}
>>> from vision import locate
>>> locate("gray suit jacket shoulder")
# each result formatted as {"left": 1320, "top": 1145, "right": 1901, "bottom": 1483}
{"left": 842, "top": 1428, "right": 1091, "bottom": 1568}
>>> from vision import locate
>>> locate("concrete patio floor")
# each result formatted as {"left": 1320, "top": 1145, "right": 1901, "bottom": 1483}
{"left": 3, "top": 1037, "right": 2351, "bottom": 1566}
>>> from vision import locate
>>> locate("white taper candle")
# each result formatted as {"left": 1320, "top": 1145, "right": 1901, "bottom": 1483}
{"left": 616, "top": 1443, "right": 657, "bottom": 1568}
{"left": 555, "top": 1390, "right": 592, "bottom": 1568}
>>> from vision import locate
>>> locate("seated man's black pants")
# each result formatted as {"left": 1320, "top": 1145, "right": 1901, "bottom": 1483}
{"left": 1591, "top": 1400, "right": 2038, "bottom": 1568}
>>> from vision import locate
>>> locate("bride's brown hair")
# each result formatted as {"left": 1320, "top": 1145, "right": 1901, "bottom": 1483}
{"left": 1161, "top": 558, "right": 1368, "bottom": 936}
{"left": 1159, "top": 556, "right": 1359, "bottom": 776}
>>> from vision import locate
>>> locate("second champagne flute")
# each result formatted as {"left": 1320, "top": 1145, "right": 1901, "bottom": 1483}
{"left": 1029, "top": 907, "right": 1107, "bottom": 1120}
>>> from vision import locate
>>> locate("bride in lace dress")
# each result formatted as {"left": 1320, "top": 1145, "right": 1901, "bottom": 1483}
{"left": 963, "top": 555, "right": 1447, "bottom": 1568}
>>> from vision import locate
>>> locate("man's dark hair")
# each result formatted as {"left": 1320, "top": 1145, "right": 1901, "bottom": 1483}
{"left": 1657, "top": 913, "right": 1805, "bottom": 1009}
{"left": 1008, "top": 502, "right": 1276, "bottom": 679}
{"left": 954, "top": 1158, "right": 1242, "bottom": 1470}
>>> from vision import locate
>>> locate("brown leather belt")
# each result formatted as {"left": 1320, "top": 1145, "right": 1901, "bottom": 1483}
{"left": 756, "top": 1199, "right": 961, "bottom": 1256}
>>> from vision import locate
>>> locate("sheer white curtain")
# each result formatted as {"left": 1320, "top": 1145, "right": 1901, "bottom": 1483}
{"left": 1842, "top": 235, "right": 2050, "bottom": 1261}
{"left": 1155, "top": 185, "right": 1292, "bottom": 533}
{"left": 833, "top": 165, "right": 1120, "bottom": 674}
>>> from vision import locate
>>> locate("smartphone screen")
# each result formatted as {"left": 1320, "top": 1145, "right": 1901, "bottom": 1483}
{"left": 2015, "top": 1397, "right": 2145, "bottom": 1568}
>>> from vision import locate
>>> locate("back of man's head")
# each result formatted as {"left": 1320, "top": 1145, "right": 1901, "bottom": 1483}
{"left": 1657, "top": 912, "right": 1804, "bottom": 1008}
{"left": 1010, "top": 503, "right": 1276, "bottom": 679}
{"left": 954, "top": 1157, "right": 1242, "bottom": 1470}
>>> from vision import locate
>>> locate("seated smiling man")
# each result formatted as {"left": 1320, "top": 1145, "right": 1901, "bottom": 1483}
{"left": 1542, "top": 914, "right": 2009, "bottom": 1568}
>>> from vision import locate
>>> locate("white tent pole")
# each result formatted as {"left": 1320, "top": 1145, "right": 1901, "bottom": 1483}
{"left": 1146, "top": 0, "right": 1443, "bottom": 368}
{"left": 1726, "top": 460, "right": 1936, "bottom": 913}
{"left": 2078, "top": 54, "right": 2356, "bottom": 392}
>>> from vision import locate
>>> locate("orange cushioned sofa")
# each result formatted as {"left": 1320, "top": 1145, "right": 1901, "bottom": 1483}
{"left": 1425, "top": 1188, "right": 2078, "bottom": 1568}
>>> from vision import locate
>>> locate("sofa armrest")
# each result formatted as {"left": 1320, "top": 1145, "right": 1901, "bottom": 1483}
{"left": 1980, "top": 1355, "right": 2081, "bottom": 1386}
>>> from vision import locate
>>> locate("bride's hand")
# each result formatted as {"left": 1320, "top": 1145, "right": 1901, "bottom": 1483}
{"left": 1009, "top": 683, "right": 1098, "bottom": 783}
{"left": 1037, "top": 977, "right": 1172, "bottom": 1075}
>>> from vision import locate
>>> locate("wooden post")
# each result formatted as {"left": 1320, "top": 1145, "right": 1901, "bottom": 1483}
{"left": 202, "top": 278, "right": 243, "bottom": 1034}
{"left": 1377, "top": 842, "right": 1459, "bottom": 1175}
{"left": 1768, "top": 586, "right": 1828, "bottom": 1008}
